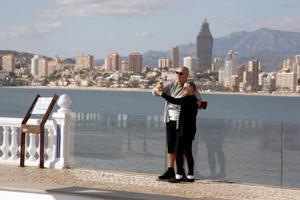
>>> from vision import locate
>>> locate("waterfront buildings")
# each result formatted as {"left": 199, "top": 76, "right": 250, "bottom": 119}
{"left": 128, "top": 52, "right": 142, "bottom": 73}
{"left": 2, "top": 54, "right": 15, "bottom": 73}
{"left": 196, "top": 18, "right": 213, "bottom": 72}
{"left": 76, "top": 54, "right": 94, "bottom": 70}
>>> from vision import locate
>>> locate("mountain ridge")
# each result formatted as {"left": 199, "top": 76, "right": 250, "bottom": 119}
{"left": 144, "top": 28, "right": 300, "bottom": 71}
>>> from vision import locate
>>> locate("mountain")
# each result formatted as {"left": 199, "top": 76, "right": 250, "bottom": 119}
{"left": 143, "top": 28, "right": 300, "bottom": 71}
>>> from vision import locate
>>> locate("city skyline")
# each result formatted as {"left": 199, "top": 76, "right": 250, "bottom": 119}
{"left": 1, "top": 0, "right": 300, "bottom": 59}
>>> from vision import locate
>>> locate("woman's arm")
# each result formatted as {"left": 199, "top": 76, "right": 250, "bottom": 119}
{"left": 161, "top": 93, "right": 184, "bottom": 105}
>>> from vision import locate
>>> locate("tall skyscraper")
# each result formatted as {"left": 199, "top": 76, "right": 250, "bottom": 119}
{"left": 106, "top": 53, "right": 120, "bottom": 72}
{"left": 196, "top": 18, "right": 213, "bottom": 71}
{"left": 171, "top": 46, "right": 179, "bottom": 68}
{"left": 2, "top": 54, "right": 15, "bottom": 73}
{"left": 129, "top": 52, "right": 142, "bottom": 72}
{"left": 76, "top": 54, "right": 94, "bottom": 70}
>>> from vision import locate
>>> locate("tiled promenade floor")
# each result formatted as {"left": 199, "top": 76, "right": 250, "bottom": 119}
{"left": 0, "top": 165, "right": 300, "bottom": 200}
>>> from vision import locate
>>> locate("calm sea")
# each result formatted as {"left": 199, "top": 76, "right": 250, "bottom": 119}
{"left": 0, "top": 87, "right": 300, "bottom": 122}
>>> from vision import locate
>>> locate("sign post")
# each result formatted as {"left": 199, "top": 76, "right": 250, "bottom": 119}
{"left": 20, "top": 94, "right": 58, "bottom": 168}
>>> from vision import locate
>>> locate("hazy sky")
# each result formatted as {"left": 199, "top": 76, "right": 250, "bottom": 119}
{"left": 1, "top": 0, "right": 300, "bottom": 59}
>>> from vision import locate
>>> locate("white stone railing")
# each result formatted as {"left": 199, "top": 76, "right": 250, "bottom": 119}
{"left": 0, "top": 94, "right": 76, "bottom": 169}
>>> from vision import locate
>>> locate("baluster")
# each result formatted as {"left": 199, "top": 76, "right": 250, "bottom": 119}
{"left": 1, "top": 126, "right": 10, "bottom": 160}
{"left": 9, "top": 127, "right": 18, "bottom": 160}
{"left": 46, "top": 128, "right": 54, "bottom": 161}
{"left": 28, "top": 133, "right": 37, "bottom": 162}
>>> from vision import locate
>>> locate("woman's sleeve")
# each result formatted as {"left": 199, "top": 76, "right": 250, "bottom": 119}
{"left": 161, "top": 93, "right": 183, "bottom": 105}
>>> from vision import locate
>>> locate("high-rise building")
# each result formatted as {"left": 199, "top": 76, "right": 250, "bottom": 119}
{"left": 248, "top": 60, "right": 260, "bottom": 90}
{"left": 196, "top": 18, "right": 213, "bottom": 72}
{"left": 223, "top": 50, "right": 239, "bottom": 87}
{"left": 128, "top": 52, "right": 142, "bottom": 72}
{"left": 31, "top": 55, "right": 40, "bottom": 78}
{"left": 171, "top": 46, "right": 179, "bottom": 68}
{"left": 237, "top": 65, "right": 244, "bottom": 83}
{"left": 76, "top": 54, "right": 94, "bottom": 70}
{"left": 106, "top": 53, "right": 120, "bottom": 72}
{"left": 2, "top": 54, "right": 15, "bottom": 73}
{"left": 183, "top": 56, "right": 198, "bottom": 75}
{"left": 38, "top": 58, "right": 48, "bottom": 77}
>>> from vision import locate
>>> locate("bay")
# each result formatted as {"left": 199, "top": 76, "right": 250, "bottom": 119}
{"left": 0, "top": 87, "right": 300, "bottom": 122}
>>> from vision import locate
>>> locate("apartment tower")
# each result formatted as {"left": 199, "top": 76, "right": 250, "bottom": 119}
{"left": 129, "top": 52, "right": 142, "bottom": 72}
{"left": 171, "top": 46, "right": 179, "bottom": 68}
{"left": 76, "top": 54, "right": 94, "bottom": 70}
{"left": 106, "top": 53, "right": 120, "bottom": 71}
{"left": 248, "top": 60, "right": 260, "bottom": 90}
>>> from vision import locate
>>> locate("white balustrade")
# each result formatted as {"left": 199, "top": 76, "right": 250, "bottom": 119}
{"left": 10, "top": 127, "right": 18, "bottom": 160}
{"left": 1, "top": 127, "right": 10, "bottom": 160}
{"left": 0, "top": 94, "right": 76, "bottom": 169}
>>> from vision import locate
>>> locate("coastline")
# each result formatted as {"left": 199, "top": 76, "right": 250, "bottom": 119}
{"left": 2, "top": 86, "right": 300, "bottom": 97}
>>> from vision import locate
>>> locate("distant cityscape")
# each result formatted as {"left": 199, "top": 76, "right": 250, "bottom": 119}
{"left": 0, "top": 19, "right": 300, "bottom": 94}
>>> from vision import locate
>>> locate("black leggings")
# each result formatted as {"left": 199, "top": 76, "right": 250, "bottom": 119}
{"left": 175, "top": 134, "right": 194, "bottom": 176}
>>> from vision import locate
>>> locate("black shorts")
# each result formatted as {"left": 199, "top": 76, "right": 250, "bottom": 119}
{"left": 166, "top": 120, "right": 177, "bottom": 153}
